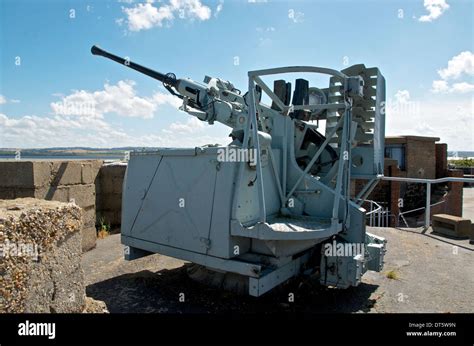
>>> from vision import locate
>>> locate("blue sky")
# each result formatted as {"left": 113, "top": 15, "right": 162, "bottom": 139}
{"left": 0, "top": 0, "right": 473, "bottom": 150}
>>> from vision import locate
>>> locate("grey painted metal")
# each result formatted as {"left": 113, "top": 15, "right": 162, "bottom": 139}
{"left": 286, "top": 116, "right": 344, "bottom": 202}
{"left": 231, "top": 218, "right": 341, "bottom": 241}
{"left": 248, "top": 78, "right": 266, "bottom": 223}
{"left": 92, "top": 47, "right": 388, "bottom": 296}
{"left": 355, "top": 177, "right": 378, "bottom": 206}
{"left": 122, "top": 235, "right": 262, "bottom": 278}
{"left": 268, "top": 148, "right": 285, "bottom": 206}
{"left": 248, "top": 253, "right": 309, "bottom": 296}
{"left": 425, "top": 182, "right": 431, "bottom": 228}
{"left": 249, "top": 66, "right": 347, "bottom": 79}
{"left": 332, "top": 112, "right": 348, "bottom": 225}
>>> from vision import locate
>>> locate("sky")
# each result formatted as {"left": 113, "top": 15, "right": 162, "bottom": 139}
{"left": 0, "top": 0, "right": 473, "bottom": 150}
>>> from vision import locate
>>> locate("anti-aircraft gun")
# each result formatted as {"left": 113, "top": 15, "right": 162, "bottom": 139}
{"left": 91, "top": 45, "right": 386, "bottom": 296}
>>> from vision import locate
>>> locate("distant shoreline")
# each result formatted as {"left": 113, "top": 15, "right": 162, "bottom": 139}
{"left": 0, "top": 155, "right": 124, "bottom": 160}
{"left": 0, "top": 148, "right": 132, "bottom": 161}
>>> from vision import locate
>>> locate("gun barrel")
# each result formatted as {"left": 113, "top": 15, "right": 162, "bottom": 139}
{"left": 91, "top": 45, "right": 178, "bottom": 88}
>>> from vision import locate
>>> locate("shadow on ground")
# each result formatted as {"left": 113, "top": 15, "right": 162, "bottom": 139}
{"left": 86, "top": 264, "right": 379, "bottom": 313}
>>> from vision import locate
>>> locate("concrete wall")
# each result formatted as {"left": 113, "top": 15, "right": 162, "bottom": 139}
{"left": 0, "top": 198, "right": 85, "bottom": 313}
{"left": 96, "top": 163, "right": 126, "bottom": 230}
{"left": 0, "top": 160, "right": 102, "bottom": 252}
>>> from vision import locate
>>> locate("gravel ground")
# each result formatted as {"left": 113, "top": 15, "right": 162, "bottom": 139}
{"left": 82, "top": 224, "right": 474, "bottom": 313}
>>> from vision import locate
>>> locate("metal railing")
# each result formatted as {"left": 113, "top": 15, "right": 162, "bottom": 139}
{"left": 357, "top": 199, "right": 390, "bottom": 227}
{"left": 397, "top": 200, "right": 446, "bottom": 227}
{"left": 379, "top": 175, "right": 474, "bottom": 229}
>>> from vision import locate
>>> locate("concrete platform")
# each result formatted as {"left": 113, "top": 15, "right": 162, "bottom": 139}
{"left": 82, "top": 226, "right": 474, "bottom": 313}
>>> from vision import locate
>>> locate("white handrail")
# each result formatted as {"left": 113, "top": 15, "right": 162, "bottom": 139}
{"left": 378, "top": 175, "right": 472, "bottom": 229}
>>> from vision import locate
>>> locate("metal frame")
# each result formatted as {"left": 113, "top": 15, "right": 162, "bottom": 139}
{"left": 248, "top": 252, "right": 310, "bottom": 296}
{"left": 122, "top": 235, "right": 263, "bottom": 278}
{"left": 239, "top": 66, "right": 351, "bottom": 226}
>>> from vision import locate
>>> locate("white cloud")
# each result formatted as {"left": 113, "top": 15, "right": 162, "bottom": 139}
{"left": 215, "top": 0, "right": 223, "bottom": 17}
{"left": 431, "top": 80, "right": 449, "bottom": 93}
{"left": 121, "top": 0, "right": 212, "bottom": 32}
{"left": 168, "top": 117, "right": 205, "bottom": 133}
{"left": 437, "top": 51, "right": 474, "bottom": 80}
{"left": 0, "top": 80, "right": 227, "bottom": 148}
{"left": 0, "top": 95, "right": 20, "bottom": 105}
{"left": 0, "top": 112, "right": 115, "bottom": 148}
{"left": 435, "top": 80, "right": 474, "bottom": 93}
{"left": 0, "top": 111, "right": 229, "bottom": 148}
{"left": 50, "top": 80, "right": 181, "bottom": 119}
{"left": 151, "top": 91, "right": 182, "bottom": 108}
{"left": 418, "top": 0, "right": 449, "bottom": 22}
{"left": 414, "top": 122, "right": 436, "bottom": 135}
{"left": 431, "top": 51, "right": 474, "bottom": 94}
{"left": 451, "top": 82, "right": 474, "bottom": 93}
{"left": 386, "top": 93, "right": 474, "bottom": 151}
{"left": 122, "top": 3, "right": 174, "bottom": 31}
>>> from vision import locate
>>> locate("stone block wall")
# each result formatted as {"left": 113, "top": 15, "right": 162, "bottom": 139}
{"left": 96, "top": 163, "right": 126, "bottom": 231}
{"left": 0, "top": 160, "right": 102, "bottom": 251}
{"left": 0, "top": 198, "right": 85, "bottom": 313}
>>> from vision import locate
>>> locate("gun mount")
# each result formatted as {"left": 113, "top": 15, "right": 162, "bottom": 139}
{"left": 92, "top": 45, "right": 387, "bottom": 296}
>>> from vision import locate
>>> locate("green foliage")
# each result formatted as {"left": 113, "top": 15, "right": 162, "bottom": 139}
{"left": 97, "top": 216, "right": 111, "bottom": 239}
{"left": 386, "top": 270, "right": 399, "bottom": 280}
{"left": 449, "top": 158, "right": 474, "bottom": 167}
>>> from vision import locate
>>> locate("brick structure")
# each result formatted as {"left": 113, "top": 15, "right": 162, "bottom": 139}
{"left": 353, "top": 136, "right": 464, "bottom": 227}
{"left": 0, "top": 160, "right": 102, "bottom": 252}
{"left": 385, "top": 135, "right": 439, "bottom": 179}
{"left": 447, "top": 169, "right": 464, "bottom": 217}
{"left": 388, "top": 163, "right": 401, "bottom": 227}
{"left": 415, "top": 169, "right": 464, "bottom": 221}
{"left": 435, "top": 143, "right": 448, "bottom": 179}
